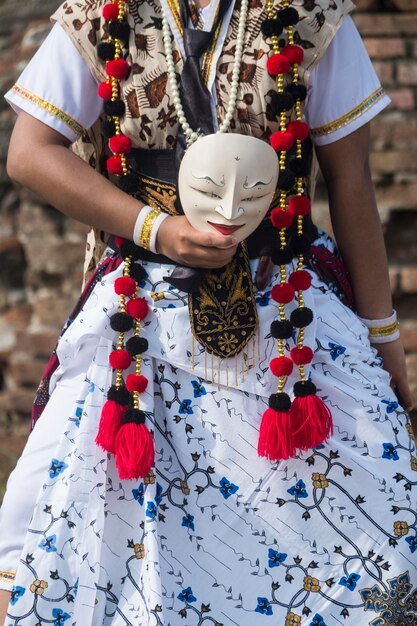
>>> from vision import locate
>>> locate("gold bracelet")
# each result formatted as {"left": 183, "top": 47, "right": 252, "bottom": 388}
{"left": 368, "top": 321, "right": 399, "bottom": 337}
{"left": 139, "top": 208, "right": 162, "bottom": 250}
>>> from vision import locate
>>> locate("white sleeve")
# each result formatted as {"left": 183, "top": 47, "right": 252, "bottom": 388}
{"left": 305, "top": 16, "right": 391, "bottom": 146}
{"left": 4, "top": 23, "right": 103, "bottom": 143}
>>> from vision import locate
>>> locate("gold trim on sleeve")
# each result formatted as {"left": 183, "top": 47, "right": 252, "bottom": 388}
{"left": 310, "top": 87, "right": 386, "bottom": 138}
{"left": 11, "top": 84, "right": 85, "bottom": 136}
{"left": 0, "top": 570, "right": 16, "bottom": 584}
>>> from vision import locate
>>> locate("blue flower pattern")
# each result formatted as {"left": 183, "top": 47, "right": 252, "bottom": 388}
{"left": 328, "top": 342, "right": 346, "bottom": 361}
{"left": 255, "top": 597, "right": 273, "bottom": 615}
{"left": 287, "top": 479, "right": 308, "bottom": 499}
{"left": 219, "top": 476, "right": 239, "bottom": 499}
{"left": 49, "top": 459, "right": 68, "bottom": 479}
{"left": 10, "top": 586, "right": 25, "bottom": 605}
{"left": 191, "top": 379, "right": 207, "bottom": 397}
{"left": 268, "top": 548, "right": 287, "bottom": 568}
{"left": 382, "top": 443, "right": 399, "bottom": 460}
{"left": 39, "top": 535, "right": 57, "bottom": 552}
{"left": 177, "top": 586, "right": 197, "bottom": 603}
{"left": 182, "top": 513, "right": 195, "bottom": 531}
{"left": 179, "top": 399, "right": 193, "bottom": 414}
{"left": 339, "top": 573, "right": 361, "bottom": 590}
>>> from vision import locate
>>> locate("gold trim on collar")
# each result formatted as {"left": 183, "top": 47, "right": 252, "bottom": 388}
{"left": 0, "top": 570, "right": 16, "bottom": 584}
{"left": 310, "top": 87, "right": 386, "bottom": 138}
{"left": 11, "top": 84, "right": 85, "bottom": 136}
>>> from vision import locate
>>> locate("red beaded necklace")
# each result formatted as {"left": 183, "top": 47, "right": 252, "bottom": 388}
{"left": 95, "top": 0, "right": 333, "bottom": 480}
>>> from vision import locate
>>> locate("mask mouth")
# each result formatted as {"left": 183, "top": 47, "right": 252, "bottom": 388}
{"left": 207, "top": 221, "right": 245, "bottom": 235}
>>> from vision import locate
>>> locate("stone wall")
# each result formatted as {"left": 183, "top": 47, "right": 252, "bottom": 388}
{"left": 0, "top": 0, "right": 416, "bottom": 497}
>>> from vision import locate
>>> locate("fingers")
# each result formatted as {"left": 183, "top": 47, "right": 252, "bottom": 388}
{"left": 191, "top": 228, "right": 237, "bottom": 250}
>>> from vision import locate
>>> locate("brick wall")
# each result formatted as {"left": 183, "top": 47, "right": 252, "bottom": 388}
{"left": 0, "top": 0, "right": 416, "bottom": 497}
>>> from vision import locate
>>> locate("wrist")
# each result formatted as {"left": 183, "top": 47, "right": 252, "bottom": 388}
{"left": 132, "top": 206, "right": 169, "bottom": 253}
{"left": 359, "top": 309, "right": 400, "bottom": 344}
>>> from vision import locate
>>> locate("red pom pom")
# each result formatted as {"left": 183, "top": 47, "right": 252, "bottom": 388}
{"left": 95, "top": 400, "right": 125, "bottom": 454}
{"left": 102, "top": 3, "right": 119, "bottom": 20}
{"left": 115, "top": 421, "right": 155, "bottom": 479}
{"left": 98, "top": 81, "right": 113, "bottom": 100}
{"left": 107, "top": 155, "right": 124, "bottom": 175}
{"left": 270, "top": 131, "right": 295, "bottom": 152}
{"left": 271, "top": 283, "right": 295, "bottom": 304}
{"left": 109, "top": 134, "right": 132, "bottom": 154}
{"left": 114, "top": 276, "right": 136, "bottom": 296}
{"left": 287, "top": 121, "right": 310, "bottom": 141}
{"left": 291, "top": 394, "right": 333, "bottom": 451}
{"left": 258, "top": 408, "right": 295, "bottom": 461}
{"left": 270, "top": 356, "right": 294, "bottom": 377}
{"left": 115, "top": 236, "right": 126, "bottom": 247}
{"left": 282, "top": 44, "right": 304, "bottom": 65}
{"left": 109, "top": 349, "right": 132, "bottom": 370}
{"left": 126, "top": 374, "right": 148, "bottom": 393}
{"left": 106, "top": 58, "right": 130, "bottom": 80}
{"left": 266, "top": 53, "right": 291, "bottom": 76}
{"left": 270, "top": 208, "right": 294, "bottom": 230}
{"left": 288, "top": 195, "right": 311, "bottom": 216}
{"left": 288, "top": 270, "right": 312, "bottom": 291}
{"left": 126, "top": 298, "right": 148, "bottom": 320}
{"left": 290, "top": 346, "right": 314, "bottom": 365}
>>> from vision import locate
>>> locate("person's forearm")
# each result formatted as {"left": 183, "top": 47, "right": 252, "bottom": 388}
{"left": 326, "top": 166, "right": 393, "bottom": 319}
{"left": 7, "top": 113, "right": 144, "bottom": 240}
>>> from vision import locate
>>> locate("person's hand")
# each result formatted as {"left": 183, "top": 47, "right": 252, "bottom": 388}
{"left": 375, "top": 338, "right": 413, "bottom": 411}
{"left": 156, "top": 215, "right": 238, "bottom": 268}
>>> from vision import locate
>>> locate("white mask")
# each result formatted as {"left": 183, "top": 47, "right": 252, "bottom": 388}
{"left": 178, "top": 134, "right": 279, "bottom": 243}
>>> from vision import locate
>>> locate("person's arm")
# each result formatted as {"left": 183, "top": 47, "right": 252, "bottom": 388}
{"left": 6, "top": 111, "right": 237, "bottom": 269}
{"left": 315, "top": 123, "right": 413, "bottom": 410}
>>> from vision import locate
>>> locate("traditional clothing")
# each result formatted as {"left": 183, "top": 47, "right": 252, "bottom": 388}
{"left": 1, "top": 1, "right": 416, "bottom": 625}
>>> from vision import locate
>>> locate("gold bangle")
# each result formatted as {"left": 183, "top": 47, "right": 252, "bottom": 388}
{"left": 368, "top": 321, "right": 399, "bottom": 337}
{"left": 139, "top": 208, "right": 161, "bottom": 250}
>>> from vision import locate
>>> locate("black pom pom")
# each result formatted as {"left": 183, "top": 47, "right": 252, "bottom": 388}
{"left": 126, "top": 336, "right": 149, "bottom": 356}
{"left": 122, "top": 407, "right": 146, "bottom": 425}
{"left": 290, "top": 307, "right": 314, "bottom": 328}
{"left": 261, "top": 18, "right": 283, "bottom": 38}
{"left": 270, "top": 91, "right": 294, "bottom": 114}
{"left": 286, "top": 83, "right": 307, "bottom": 102}
{"left": 102, "top": 119, "right": 116, "bottom": 138}
{"left": 97, "top": 42, "right": 116, "bottom": 61}
{"left": 117, "top": 173, "right": 138, "bottom": 193}
{"left": 129, "top": 263, "right": 145, "bottom": 282}
{"left": 278, "top": 170, "right": 296, "bottom": 191}
{"left": 293, "top": 380, "right": 317, "bottom": 397}
{"left": 277, "top": 7, "right": 299, "bottom": 26}
{"left": 271, "top": 247, "right": 294, "bottom": 265}
{"left": 270, "top": 319, "right": 293, "bottom": 339}
{"left": 269, "top": 392, "right": 292, "bottom": 411}
{"left": 290, "top": 234, "right": 312, "bottom": 255}
{"left": 107, "top": 384, "right": 131, "bottom": 405}
{"left": 104, "top": 99, "right": 126, "bottom": 117}
{"left": 108, "top": 20, "right": 130, "bottom": 41}
{"left": 119, "top": 240, "right": 142, "bottom": 261}
{"left": 289, "top": 157, "right": 310, "bottom": 177}
{"left": 110, "top": 312, "right": 134, "bottom": 332}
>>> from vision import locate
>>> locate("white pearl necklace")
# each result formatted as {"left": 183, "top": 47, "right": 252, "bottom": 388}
{"left": 161, "top": 0, "right": 249, "bottom": 145}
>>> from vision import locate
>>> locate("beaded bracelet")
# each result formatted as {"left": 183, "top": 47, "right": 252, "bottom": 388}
{"left": 359, "top": 310, "right": 400, "bottom": 344}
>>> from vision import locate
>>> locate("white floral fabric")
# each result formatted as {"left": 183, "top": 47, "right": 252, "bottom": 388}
{"left": 1, "top": 233, "right": 417, "bottom": 626}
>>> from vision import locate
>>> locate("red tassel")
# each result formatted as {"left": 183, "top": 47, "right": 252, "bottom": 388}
{"left": 95, "top": 400, "right": 126, "bottom": 454}
{"left": 258, "top": 408, "right": 295, "bottom": 461}
{"left": 291, "top": 394, "right": 333, "bottom": 451}
{"left": 115, "top": 409, "right": 155, "bottom": 479}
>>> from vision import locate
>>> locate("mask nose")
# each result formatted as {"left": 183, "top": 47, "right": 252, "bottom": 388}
{"left": 214, "top": 202, "right": 243, "bottom": 221}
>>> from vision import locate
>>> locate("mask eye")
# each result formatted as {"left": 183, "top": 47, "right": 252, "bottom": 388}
{"left": 191, "top": 186, "right": 223, "bottom": 200}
